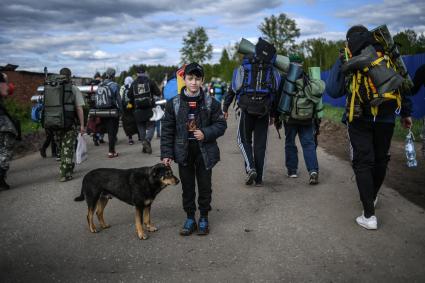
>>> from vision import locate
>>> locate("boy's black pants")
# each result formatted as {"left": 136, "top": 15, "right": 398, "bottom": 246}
{"left": 237, "top": 111, "right": 269, "bottom": 183}
{"left": 348, "top": 120, "right": 394, "bottom": 218}
{"left": 178, "top": 141, "right": 212, "bottom": 217}
{"left": 102, "top": 117, "right": 119, "bottom": 153}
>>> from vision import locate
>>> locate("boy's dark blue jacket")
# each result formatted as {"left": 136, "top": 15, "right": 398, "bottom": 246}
{"left": 160, "top": 88, "right": 227, "bottom": 170}
{"left": 325, "top": 59, "right": 412, "bottom": 124}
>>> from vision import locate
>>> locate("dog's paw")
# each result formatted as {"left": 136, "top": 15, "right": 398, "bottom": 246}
{"left": 137, "top": 232, "right": 149, "bottom": 240}
{"left": 147, "top": 225, "right": 158, "bottom": 232}
{"left": 101, "top": 224, "right": 111, "bottom": 229}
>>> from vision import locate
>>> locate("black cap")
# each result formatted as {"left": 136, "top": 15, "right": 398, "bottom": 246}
{"left": 184, "top": 63, "right": 204, "bottom": 78}
{"left": 346, "top": 25, "right": 368, "bottom": 40}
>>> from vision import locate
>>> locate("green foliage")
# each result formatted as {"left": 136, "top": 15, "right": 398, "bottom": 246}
{"left": 117, "top": 64, "right": 178, "bottom": 86}
{"left": 258, "top": 13, "right": 300, "bottom": 55}
{"left": 180, "top": 27, "right": 213, "bottom": 64}
{"left": 3, "top": 98, "right": 39, "bottom": 134}
{"left": 393, "top": 29, "right": 425, "bottom": 55}
{"left": 298, "top": 38, "right": 345, "bottom": 71}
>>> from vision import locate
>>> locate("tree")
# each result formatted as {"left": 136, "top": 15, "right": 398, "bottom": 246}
{"left": 393, "top": 29, "right": 425, "bottom": 55}
{"left": 299, "top": 38, "right": 344, "bottom": 70}
{"left": 258, "top": 13, "right": 300, "bottom": 55}
{"left": 180, "top": 27, "right": 213, "bottom": 64}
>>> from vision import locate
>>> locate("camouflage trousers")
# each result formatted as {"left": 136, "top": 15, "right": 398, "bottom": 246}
{"left": 0, "top": 132, "right": 16, "bottom": 173}
{"left": 55, "top": 129, "right": 77, "bottom": 177}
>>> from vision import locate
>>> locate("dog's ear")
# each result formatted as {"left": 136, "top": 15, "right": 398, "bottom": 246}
{"left": 151, "top": 163, "right": 165, "bottom": 177}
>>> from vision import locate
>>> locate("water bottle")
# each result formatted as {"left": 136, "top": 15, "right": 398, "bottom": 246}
{"left": 405, "top": 130, "right": 417, "bottom": 168}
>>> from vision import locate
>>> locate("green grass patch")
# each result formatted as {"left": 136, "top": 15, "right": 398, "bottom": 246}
{"left": 323, "top": 104, "right": 423, "bottom": 141}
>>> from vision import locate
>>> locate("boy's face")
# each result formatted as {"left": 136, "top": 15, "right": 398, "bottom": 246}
{"left": 184, "top": 73, "right": 204, "bottom": 93}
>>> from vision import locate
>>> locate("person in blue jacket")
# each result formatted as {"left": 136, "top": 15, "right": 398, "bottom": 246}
{"left": 326, "top": 25, "right": 413, "bottom": 230}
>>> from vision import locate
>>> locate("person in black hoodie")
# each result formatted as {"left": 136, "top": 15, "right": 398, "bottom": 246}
{"left": 128, "top": 66, "right": 161, "bottom": 154}
{"left": 326, "top": 25, "right": 413, "bottom": 230}
{"left": 161, "top": 63, "right": 227, "bottom": 236}
{"left": 0, "top": 73, "right": 20, "bottom": 190}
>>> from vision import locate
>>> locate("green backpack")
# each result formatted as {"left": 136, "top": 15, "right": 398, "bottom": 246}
{"left": 42, "top": 75, "right": 76, "bottom": 130}
{"left": 285, "top": 78, "right": 325, "bottom": 121}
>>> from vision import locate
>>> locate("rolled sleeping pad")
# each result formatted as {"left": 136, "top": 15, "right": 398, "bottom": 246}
{"left": 278, "top": 63, "right": 304, "bottom": 114}
{"left": 37, "top": 85, "right": 98, "bottom": 94}
{"left": 88, "top": 109, "right": 119, "bottom": 118}
{"left": 237, "top": 38, "right": 290, "bottom": 73}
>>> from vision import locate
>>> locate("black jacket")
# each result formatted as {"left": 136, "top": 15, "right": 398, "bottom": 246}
{"left": 160, "top": 89, "right": 227, "bottom": 170}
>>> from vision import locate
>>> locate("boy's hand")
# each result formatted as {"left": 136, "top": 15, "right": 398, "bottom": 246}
{"left": 224, "top": 112, "right": 229, "bottom": 120}
{"left": 162, "top": 158, "right": 173, "bottom": 166}
{"left": 194, "top": 130, "right": 205, "bottom": 141}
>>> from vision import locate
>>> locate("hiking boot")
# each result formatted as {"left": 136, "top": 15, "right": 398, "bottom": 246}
{"left": 39, "top": 148, "right": 47, "bottom": 158}
{"left": 356, "top": 214, "right": 377, "bottom": 230}
{"left": 245, "top": 169, "right": 257, "bottom": 185}
{"left": 0, "top": 177, "right": 10, "bottom": 191}
{"left": 93, "top": 139, "right": 99, "bottom": 146}
{"left": 180, "top": 218, "right": 197, "bottom": 236}
{"left": 142, "top": 140, "right": 152, "bottom": 154}
{"left": 59, "top": 175, "right": 73, "bottom": 182}
{"left": 99, "top": 139, "right": 105, "bottom": 144}
{"left": 309, "top": 171, "right": 319, "bottom": 185}
{"left": 197, "top": 217, "right": 209, "bottom": 236}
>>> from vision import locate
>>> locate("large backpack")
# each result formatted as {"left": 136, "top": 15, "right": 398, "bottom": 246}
{"left": 42, "top": 75, "right": 75, "bottom": 130}
{"left": 287, "top": 77, "right": 325, "bottom": 121}
{"left": 95, "top": 81, "right": 115, "bottom": 109}
{"left": 133, "top": 76, "right": 152, "bottom": 109}
{"left": 232, "top": 38, "right": 279, "bottom": 117}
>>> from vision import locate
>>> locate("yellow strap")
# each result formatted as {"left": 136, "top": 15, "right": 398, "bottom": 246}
{"left": 349, "top": 75, "right": 357, "bottom": 123}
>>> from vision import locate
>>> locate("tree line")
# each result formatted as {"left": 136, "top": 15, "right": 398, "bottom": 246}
{"left": 119, "top": 13, "right": 425, "bottom": 85}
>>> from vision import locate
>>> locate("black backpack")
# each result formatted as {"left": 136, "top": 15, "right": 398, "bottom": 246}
{"left": 133, "top": 76, "right": 152, "bottom": 109}
{"left": 42, "top": 75, "right": 76, "bottom": 130}
{"left": 95, "top": 81, "right": 115, "bottom": 109}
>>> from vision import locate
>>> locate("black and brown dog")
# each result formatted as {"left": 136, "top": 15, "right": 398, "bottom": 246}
{"left": 74, "top": 163, "right": 179, "bottom": 240}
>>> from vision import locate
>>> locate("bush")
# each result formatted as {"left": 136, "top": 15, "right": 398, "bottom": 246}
{"left": 3, "top": 98, "right": 40, "bottom": 134}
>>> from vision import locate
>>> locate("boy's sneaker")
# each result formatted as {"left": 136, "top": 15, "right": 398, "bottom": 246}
{"left": 356, "top": 214, "right": 377, "bottom": 230}
{"left": 180, "top": 218, "right": 197, "bottom": 236}
{"left": 197, "top": 217, "right": 209, "bottom": 236}
{"left": 309, "top": 171, "right": 319, "bottom": 185}
{"left": 245, "top": 169, "right": 257, "bottom": 185}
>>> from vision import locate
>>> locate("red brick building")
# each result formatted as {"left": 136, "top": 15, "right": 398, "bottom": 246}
{"left": 0, "top": 64, "right": 46, "bottom": 106}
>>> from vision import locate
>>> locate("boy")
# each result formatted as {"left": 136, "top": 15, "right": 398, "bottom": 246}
{"left": 161, "top": 63, "right": 227, "bottom": 235}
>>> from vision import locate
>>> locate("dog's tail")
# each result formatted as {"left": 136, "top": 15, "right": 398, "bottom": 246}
{"left": 74, "top": 192, "right": 85, "bottom": 202}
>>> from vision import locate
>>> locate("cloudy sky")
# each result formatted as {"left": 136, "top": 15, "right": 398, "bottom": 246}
{"left": 0, "top": 0, "right": 424, "bottom": 77}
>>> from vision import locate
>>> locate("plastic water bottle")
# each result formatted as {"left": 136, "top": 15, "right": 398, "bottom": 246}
{"left": 405, "top": 130, "right": 417, "bottom": 168}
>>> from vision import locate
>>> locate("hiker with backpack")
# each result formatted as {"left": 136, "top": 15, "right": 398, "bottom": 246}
{"left": 127, "top": 66, "right": 161, "bottom": 154}
{"left": 0, "top": 73, "right": 20, "bottom": 191}
{"left": 224, "top": 38, "right": 281, "bottom": 187}
{"left": 93, "top": 68, "right": 122, "bottom": 158}
{"left": 42, "top": 68, "right": 85, "bottom": 182}
{"left": 161, "top": 63, "right": 227, "bottom": 236}
{"left": 89, "top": 72, "right": 105, "bottom": 146}
{"left": 326, "top": 25, "right": 413, "bottom": 230}
{"left": 120, "top": 76, "right": 139, "bottom": 145}
{"left": 276, "top": 55, "right": 325, "bottom": 185}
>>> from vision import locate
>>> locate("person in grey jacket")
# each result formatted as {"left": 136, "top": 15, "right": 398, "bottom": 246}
{"left": 0, "top": 73, "right": 20, "bottom": 191}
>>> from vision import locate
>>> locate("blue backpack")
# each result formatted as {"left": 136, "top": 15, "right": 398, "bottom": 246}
{"left": 31, "top": 102, "right": 43, "bottom": 123}
{"left": 232, "top": 56, "right": 280, "bottom": 116}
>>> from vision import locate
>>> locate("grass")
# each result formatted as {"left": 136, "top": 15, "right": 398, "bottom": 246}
{"left": 322, "top": 104, "right": 424, "bottom": 141}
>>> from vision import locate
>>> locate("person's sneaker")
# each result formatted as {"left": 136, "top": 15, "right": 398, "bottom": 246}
{"left": 356, "top": 214, "right": 378, "bottom": 230}
{"left": 180, "top": 218, "right": 197, "bottom": 236}
{"left": 197, "top": 217, "right": 209, "bottom": 235}
{"left": 99, "top": 139, "right": 105, "bottom": 144}
{"left": 93, "top": 139, "right": 99, "bottom": 146}
{"left": 287, "top": 171, "right": 298, "bottom": 178}
{"left": 39, "top": 148, "right": 47, "bottom": 158}
{"left": 59, "top": 175, "right": 73, "bottom": 182}
{"left": 255, "top": 181, "right": 264, "bottom": 187}
{"left": 55, "top": 155, "right": 61, "bottom": 161}
{"left": 309, "top": 171, "right": 319, "bottom": 185}
{"left": 142, "top": 140, "right": 152, "bottom": 154}
{"left": 245, "top": 170, "right": 257, "bottom": 185}
{"left": 128, "top": 139, "right": 134, "bottom": 145}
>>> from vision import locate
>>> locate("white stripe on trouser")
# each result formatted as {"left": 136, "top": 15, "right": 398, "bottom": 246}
{"left": 260, "top": 118, "right": 270, "bottom": 182}
{"left": 237, "top": 112, "right": 252, "bottom": 172}
{"left": 346, "top": 124, "right": 354, "bottom": 162}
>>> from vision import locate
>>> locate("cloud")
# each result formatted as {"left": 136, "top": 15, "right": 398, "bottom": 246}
{"left": 335, "top": 0, "right": 425, "bottom": 34}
